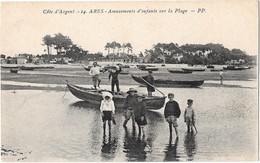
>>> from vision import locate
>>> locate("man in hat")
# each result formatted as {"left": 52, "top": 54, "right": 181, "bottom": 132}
{"left": 123, "top": 88, "right": 138, "bottom": 128}
{"left": 142, "top": 71, "right": 155, "bottom": 96}
{"left": 89, "top": 62, "right": 102, "bottom": 89}
{"left": 108, "top": 65, "right": 122, "bottom": 95}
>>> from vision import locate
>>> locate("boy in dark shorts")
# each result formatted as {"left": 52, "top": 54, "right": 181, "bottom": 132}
{"left": 164, "top": 93, "right": 181, "bottom": 138}
{"left": 100, "top": 92, "right": 115, "bottom": 135}
{"left": 134, "top": 93, "right": 147, "bottom": 137}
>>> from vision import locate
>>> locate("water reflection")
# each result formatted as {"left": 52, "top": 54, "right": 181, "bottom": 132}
{"left": 123, "top": 126, "right": 149, "bottom": 161}
{"left": 164, "top": 137, "right": 180, "bottom": 161}
{"left": 101, "top": 134, "right": 118, "bottom": 161}
{"left": 184, "top": 132, "right": 197, "bottom": 161}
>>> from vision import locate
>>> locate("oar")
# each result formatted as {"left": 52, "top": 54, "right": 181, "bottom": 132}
{"left": 139, "top": 76, "right": 165, "bottom": 97}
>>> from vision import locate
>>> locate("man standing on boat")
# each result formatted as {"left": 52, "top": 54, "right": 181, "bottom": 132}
{"left": 123, "top": 88, "right": 138, "bottom": 128}
{"left": 142, "top": 71, "right": 155, "bottom": 96}
{"left": 89, "top": 61, "right": 102, "bottom": 89}
{"left": 108, "top": 65, "right": 122, "bottom": 95}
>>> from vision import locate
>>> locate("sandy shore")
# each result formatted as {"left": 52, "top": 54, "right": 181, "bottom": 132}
{"left": 1, "top": 64, "right": 257, "bottom": 91}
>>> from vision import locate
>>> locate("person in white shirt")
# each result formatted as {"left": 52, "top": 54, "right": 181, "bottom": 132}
{"left": 89, "top": 62, "right": 102, "bottom": 89}
{"left": 100, "top": 92, "right": 115, "bottom": 135}
{"left": 184, "top": 99, "right": 197, "bottom": 133}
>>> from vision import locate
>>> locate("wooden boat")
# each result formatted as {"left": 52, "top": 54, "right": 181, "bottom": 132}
{"left": 181, "top": 67, "right": 206, "bottom": 72}
{"left": 1, "top": 65, "right": 19, "bottom": 69}
{"left": 66, "top": 82, "right": 166, "bottom": 110}
{"left": 207, "top": 65, "right": 215, "bottom": 69}
{"left": 167, "top": 68, "right": 193, "bottom": 74}
{"left": 131, "top": 75, "right": 204, "bottom": 87}
{"left": 20, "top": 66, "right": 35, "bottom": 70}
{"left": 10, "top": 68, "right": 18, "bottom": 73}
{"left": 120, "top": 70, "right": 129, "bottom": 75}
{"left": 223, "top": 65, "right": 245, "bottom": 70}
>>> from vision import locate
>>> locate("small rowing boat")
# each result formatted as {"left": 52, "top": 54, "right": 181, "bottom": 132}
{"left": 167, "top": 68, "right": 193, "bottom": 74}
{"left": 66, "top": 81, "right": 166, "bottom": 110}
{"left": 131, "top": 75, "right": 204, "bottom": 87}
{"left": 20, "top": 66, "right": 35, "bottom": 70}
{"left": 181, "top": 67, "right": 206, "bottom": 72}
{"left": 10, "top": 68, "right": 18, "bottom": 73}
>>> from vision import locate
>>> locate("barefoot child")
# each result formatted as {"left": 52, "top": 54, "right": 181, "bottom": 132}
{"left": 100, "top": 92, "right": 115, "bottom": 135}
{"left": 164, "top": 93, "right": 181, "bottom": 138}
{"left": 134, "top": 93, "right": 147, "bottom": 137}
{"left": 184, "top": 99, "right": 197, "bottom": 133}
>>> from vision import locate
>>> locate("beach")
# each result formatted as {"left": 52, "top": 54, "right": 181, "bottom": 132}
{"left": 1, "top": 64, "right": 258, "bottom": 161}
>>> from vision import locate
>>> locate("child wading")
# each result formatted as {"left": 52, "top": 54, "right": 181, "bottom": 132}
{"left": 89, "top": 61, "right": 102, "bottom": 89}
{"left": 100, "top": 92, "right": 115, "bottom": 135}
{"left": 184, "top": 99, "right": 197, "bottom": 133}
{"left": 123, "top": 88, "right": 138, "bottom": 128}
{"left": 164, "top": 93, "right": 181, "bottom": 138}
{"left": 134, "top": 93, "right": 147, "bottom": 137}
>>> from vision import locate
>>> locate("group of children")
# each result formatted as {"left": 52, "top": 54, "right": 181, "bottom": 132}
{"left": 100, "top": 88, "right": 197, "bottom": 138}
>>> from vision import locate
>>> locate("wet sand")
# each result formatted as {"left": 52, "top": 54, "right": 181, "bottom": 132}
{"left": 1, "top": 84, "right": 258, "bottom": 161}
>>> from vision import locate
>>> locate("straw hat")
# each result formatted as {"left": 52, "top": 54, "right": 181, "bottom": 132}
{"left": 127, "top": 88, "right": 137, "bottom": 94}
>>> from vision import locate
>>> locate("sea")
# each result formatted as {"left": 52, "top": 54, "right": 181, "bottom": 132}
{"left": 1, "top": 81, "right": 258, "bottom": 161}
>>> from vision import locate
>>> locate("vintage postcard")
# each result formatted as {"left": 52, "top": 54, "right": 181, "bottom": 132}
{"left": 1, "top": 1, "right": 258, "bottom": 162}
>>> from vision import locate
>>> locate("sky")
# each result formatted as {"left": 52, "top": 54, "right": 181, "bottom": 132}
{"left": 0, "top": 1, "right": 258, "bottom": 57}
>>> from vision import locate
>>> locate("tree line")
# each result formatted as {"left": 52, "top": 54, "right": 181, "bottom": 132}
{"left": 144, "top": 43, "right": 256, "bottom": 65}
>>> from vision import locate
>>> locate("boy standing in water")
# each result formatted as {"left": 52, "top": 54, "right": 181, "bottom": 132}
{"left": 123, "top": 88, "right": 138, "bottom": 128}
{"left": 134, "top": 93, "right": 147, "bottom": 137}
{"left": 100, "top": 92, "right": 115, "bottom": 135}
{"left": 164, "top": 93, "right": 181, "bottom": 138}
{"left": 184, "top": 99, "right": 197, "bottom": 133}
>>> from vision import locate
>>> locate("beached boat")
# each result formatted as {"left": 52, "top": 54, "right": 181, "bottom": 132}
{"left": 66, "top": 82, "right": 166, "bottom": 110}
{"left": 181, "top": 67, "right": 206, "bottom": 72}
{"left": 223, "top": 65, "right": 245, "bottom": 71}
{"left": 20, "top": 66, "right": 35, "bottom": 70}
{"left": 10, "top": 68, "right": 18, "bottom": 73}
{"left": 120, "top": 70, "right": 129, "bottom": 75}
{"left": 167, "top": 68, "right": 193, "bottom": 74}
{"left": 139, "top": 67, "right": 159, "bottom": 71}
{"left": 207, "top": 65, "right": 215, "bottom": 69}
{"left": 210, "top": 69, "right": 224, "bottom": 72}
{"left": 131, "top": 75, "right": 204, "bottom": 87}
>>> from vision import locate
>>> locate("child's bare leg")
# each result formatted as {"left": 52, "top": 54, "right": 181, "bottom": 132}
{"left": 108, "top": 121, "right": 111, "bottom": 133}
{"left": 187, "top": 125, "right": 190, "bottom": 132}
{"left": 174, "top": 126, "right": 179, "bottom": 138}
{"left": 141, "top": 126, "right": 145, "bottom": 136}
{"left": 169, "top": 123, "right": 173, "bottom": 137}
{"left": 103, "top": 121, "right": 106, "bottom": 134}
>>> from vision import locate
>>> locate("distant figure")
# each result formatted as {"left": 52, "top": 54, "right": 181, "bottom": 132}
{"left": 184, "top": 99, "right": 197, "bottom": 133}
{"left": 89, "top": 62, "right": 102, "bottom": 89}
{"left": 123, "top": 88, "right": 138, "bottom": 128}
{"left": 134, "top": 93, "right": 147, "bottom": 137}
{"left": 100, "top": 92, "right": 115, "bottom": 135}
{"left": 142, "top": 71, "right": 155, "bottom": 96}
{"left": 219, "top": 70, "right": 223, "bottom": 85}
{"left": 164, "top": 93, "right": 181, "bottom": 138}
{"left": 108, "top": 66, "right": 122, "bottom": 95}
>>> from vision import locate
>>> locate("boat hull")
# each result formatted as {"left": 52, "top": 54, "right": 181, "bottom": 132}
{"left": 20, "top": 66, "right": 35, "bottom": 70}
{"left": 181, "top": 68, "right": 205, "bottom": 72}
{"left": 131, "top": 75, "right": 204, "bottom": 87}
{"left": 167, "top": 69, "right": 193, "bottom": 74}
{"left": 67, "top": 83, "right": 165, "bottom": 110}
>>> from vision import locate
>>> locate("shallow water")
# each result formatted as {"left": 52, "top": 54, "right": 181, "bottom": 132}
{"left": 1, "top": 83, "right": 258, "bottom": 161}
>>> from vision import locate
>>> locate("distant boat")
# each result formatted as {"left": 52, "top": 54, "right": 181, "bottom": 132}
{"left": 167, "top": 68, "right": 193, "bottom": 74}
{"left": 207, "top": 65, "right": 215, "bottom": 69}
{"left": 131, "top": 75, "right": 204, "bottom": 87}
{"left": 181, "top": 67, "right": 206, "bottom": 72}
{"left": 1, "top": 65, "right": 19, "bottom": 69}
{"left": 120, "top": 69, "right": 129, "bottom": 75}
{"left": 223, "top": 65, "right": 245, "bottom": 71}
{"left": 210, "top": 69, "right": 224, "bottom": 72}
{"left": 139, "top": 67, "right": 159, "bottom": 71}
{"left": 20, "top": 66, "right": 35, "bottom": 70}
{"left": 66, "top": 81, "right": 165, "bottom": 110}
{"left": 10, "top": 68, "right": 18, "bottom": 73}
